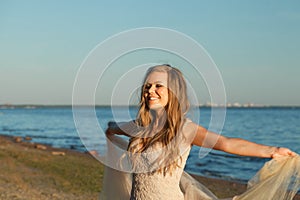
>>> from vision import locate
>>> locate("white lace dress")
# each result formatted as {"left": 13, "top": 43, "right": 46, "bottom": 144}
{"left": 130, "top": 148, "right": 191, "bottom": 200}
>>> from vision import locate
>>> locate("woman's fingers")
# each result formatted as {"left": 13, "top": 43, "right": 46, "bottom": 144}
{"left": 272, "top": 147, "right": 297, "bottom": 158}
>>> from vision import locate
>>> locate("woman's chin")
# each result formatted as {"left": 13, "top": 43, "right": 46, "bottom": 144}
{"left": 148, "top": 104, "right": 164, "bottom": 111}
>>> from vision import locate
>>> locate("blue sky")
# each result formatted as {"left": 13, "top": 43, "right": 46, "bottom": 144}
{"left": 0, "top": 1, "right": 299, "bottom": 105}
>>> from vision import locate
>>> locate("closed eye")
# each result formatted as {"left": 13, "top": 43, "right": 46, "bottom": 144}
{"left": 144, "top": 83, "right": 165, "bottom": 90}
{"left": 144, "top": 84, "right": 151, "bottom": 90}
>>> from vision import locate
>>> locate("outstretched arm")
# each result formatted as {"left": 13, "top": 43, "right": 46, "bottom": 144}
{"left": 106, "top": 121, "right": 137, "bottom": 137}
{"left": 192, "top": 125, "right": 296, "bottom": 158}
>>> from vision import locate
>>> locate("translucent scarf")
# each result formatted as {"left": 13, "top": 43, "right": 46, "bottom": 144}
{"left": 100, "top": 135, "right": 300, "bottom": 200}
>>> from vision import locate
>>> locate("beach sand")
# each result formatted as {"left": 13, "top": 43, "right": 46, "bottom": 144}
{"left": 0, "top": 135, "right": 299, "bottom": 200}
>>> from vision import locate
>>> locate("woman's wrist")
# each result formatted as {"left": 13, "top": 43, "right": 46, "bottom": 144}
{"left": 270, "top": 146, "right": 281, "bottom": 158}
{"left": 269, "top": 146, "right": 279, "bottom": 158}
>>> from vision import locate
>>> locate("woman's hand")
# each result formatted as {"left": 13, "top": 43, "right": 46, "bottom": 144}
{"left": 105, "top": 127, "right": 113, "bottom": 135}
{"left": 105, "top": 121, "right": 133, "bottom": 137}
{"left": 105, "top": 121, "right": 118, "bottom": 135}
{"left": 271, "top": 147, "right": 297, "bottom": 158}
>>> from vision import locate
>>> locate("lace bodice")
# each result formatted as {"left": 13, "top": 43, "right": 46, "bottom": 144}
{"left": 130, "top": 147, "right": 191, "bottom": 200}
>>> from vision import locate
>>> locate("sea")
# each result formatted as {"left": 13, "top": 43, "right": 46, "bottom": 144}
{"left": 0, "top": 105, "right": 299, "bottom": 183}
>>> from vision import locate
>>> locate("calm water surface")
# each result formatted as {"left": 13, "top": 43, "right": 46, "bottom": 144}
{"left": 0, "top": 106, "right": 299, "bottom": 182}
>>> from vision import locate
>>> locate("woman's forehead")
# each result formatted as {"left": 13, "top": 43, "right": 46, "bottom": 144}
{"left": 146, "top": 71, "right": 168, "bottom": 84}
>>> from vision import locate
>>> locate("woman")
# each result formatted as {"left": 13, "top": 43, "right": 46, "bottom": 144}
{"left": 104, "top": 64, "right": 298, "bottom": 200}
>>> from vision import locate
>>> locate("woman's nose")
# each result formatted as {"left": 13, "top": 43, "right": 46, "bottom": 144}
{"left": 148, "top": 85, "right": 156, "bottom": 93}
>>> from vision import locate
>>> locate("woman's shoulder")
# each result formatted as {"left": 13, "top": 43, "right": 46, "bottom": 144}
{"left": 183, "top": 118, "right": 199, "bottom": 128}
{"left": 181, "top": 118, "right": 198, "bottom": 142}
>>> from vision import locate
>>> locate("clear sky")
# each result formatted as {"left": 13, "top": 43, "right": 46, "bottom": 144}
{"left": 1, "top": 0, "right": 299, "bottom": 106}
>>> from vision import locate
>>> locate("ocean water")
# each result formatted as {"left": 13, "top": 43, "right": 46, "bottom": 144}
{"left": 0, "top": 106, "right": 299, "bottom": 183}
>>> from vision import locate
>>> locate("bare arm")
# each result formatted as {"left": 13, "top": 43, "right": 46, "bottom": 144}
{"left": 192, "top": 125, "right": 296, "bottom": 158}
{"left": 106, "top": 121, "right": 137, "bottom": 137}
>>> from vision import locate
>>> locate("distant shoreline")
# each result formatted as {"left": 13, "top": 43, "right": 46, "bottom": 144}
{"left": 1, "top": 104, "right": 300, "bottom": 109}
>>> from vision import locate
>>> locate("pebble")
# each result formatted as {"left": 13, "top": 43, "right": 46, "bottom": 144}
{"left": 14, "top": 136, "right": 22, "bottom": 143}
{"left": 35, "top": 144, "right": 47, "bottom": 150}
{"left": 87, "top": 150, "right": 98, "bottom": 156}
{"left": 25, "top": 136, "right": 32, "bottom": 141}
{"left": 51, "top": 151, "right": 66, "bottom": 156}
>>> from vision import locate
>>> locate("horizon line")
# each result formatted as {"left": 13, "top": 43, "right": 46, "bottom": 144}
{"left": 1, "top": 104, "right": 300, "bottom": 108}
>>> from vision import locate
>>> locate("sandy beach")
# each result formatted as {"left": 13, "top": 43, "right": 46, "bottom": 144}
{"left": 0, "top": 135, "right": 299, "bottom": 200}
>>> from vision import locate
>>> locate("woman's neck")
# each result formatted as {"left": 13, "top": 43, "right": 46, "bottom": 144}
{"left": 150, "top": 110, "right": 167, "bottom": 131}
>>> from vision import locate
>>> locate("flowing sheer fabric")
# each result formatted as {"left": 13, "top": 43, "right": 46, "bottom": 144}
{"left": 100, "top": 135, "right": 300, "bottom": 200}
{"left": 234, "top": 155, "right": 300, "bottom": 200}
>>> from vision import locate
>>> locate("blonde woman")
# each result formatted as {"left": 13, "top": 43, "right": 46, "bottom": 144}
{"left": 105, "top": 65, "right": 298, "bottom": 200}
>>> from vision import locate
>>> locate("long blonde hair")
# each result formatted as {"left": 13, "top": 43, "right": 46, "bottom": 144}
{"left": 128, "top": 64, "right": 190, "bottom": 175}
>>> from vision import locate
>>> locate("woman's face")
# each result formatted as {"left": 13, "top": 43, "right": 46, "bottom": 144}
{"left": 144, "top": 71, "right": 169, "bottom": 110}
